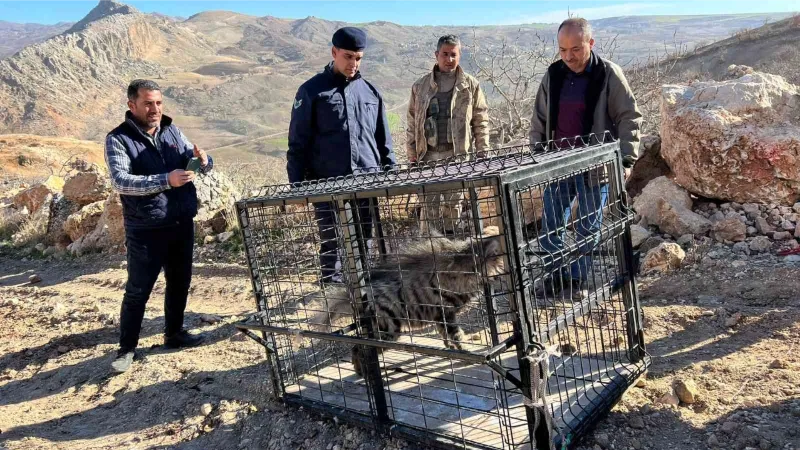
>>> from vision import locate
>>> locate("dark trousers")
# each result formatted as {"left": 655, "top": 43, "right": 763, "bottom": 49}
{"left": 119, "top": 220, "right": 194, "bottom": 352}
{"left": 314, "top": 200, "right": 373, "bottom": 282}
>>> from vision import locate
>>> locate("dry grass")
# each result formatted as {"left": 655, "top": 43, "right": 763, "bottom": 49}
{"left": 8, "top": 208, "right": 48, "bottom": 247}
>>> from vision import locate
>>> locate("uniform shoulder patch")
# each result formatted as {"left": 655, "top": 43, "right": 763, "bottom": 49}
{"left": 293, "top": 98, "right": 303, "bottom": 109}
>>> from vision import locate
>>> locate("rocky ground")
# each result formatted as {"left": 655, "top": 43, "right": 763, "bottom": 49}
{"left": 1, "top": 237, "right": 798, "bottom": 450}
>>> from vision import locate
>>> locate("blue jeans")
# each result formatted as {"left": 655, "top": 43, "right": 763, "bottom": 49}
{"left": 539, "top": 177, "right": 609, "bottom": 281}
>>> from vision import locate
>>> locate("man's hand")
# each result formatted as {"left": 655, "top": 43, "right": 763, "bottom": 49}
{"left": 624, "top": 168, "right": 632, "bottom": 180}
{"left": 193, "top": 144, "right": 208, "bottom": 166}
{"left": 168, "top": 169, "right": 195, "bottom": 187}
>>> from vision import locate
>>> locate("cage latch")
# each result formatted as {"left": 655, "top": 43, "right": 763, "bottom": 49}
{"left": 523, "top": 347, "right": 557, "bottom": 450}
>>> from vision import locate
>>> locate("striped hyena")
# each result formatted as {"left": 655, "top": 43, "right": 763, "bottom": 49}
{"left": 314, "top": 234, "right": 505, "bottom": 376}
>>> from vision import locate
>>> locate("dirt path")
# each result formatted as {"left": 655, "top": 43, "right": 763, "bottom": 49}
{"left": 1, "top": 251, "right": 798, "bottom": 450}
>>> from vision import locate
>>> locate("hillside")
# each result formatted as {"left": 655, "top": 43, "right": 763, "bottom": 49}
{"left": 0, "top": 1, "right": 793, "bottom": 170}
{"left": 0, "top": 134, "right": 105, "bottom": 183}
{"left": 667, "top": 15, "right": 800, "bottom": 85}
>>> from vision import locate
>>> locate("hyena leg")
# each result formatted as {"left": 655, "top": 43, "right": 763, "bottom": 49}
{"left": 351, "top": 345, "right": 388, "bottom": 377}
{"left": 352, "top": 316, "right": 395, "bottom": 377}
{"left": 437, "top": 312, "right": 466, "bottom": 350}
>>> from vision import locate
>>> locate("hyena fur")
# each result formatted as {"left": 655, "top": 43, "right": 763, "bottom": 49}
{"left": 312, "top": 234, "right": 505, "bottom": 376}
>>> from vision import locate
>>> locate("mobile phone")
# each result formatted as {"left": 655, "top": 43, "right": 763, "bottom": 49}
{"left": 186, "top": 157, "right": 202, "bottom": 172}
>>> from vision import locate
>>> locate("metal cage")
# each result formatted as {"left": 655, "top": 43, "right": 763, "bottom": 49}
{"left": 235, "top": 135, "right": 650, "bottom": 450}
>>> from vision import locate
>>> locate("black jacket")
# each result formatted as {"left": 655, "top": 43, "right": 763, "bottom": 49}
{"left": 287, "top": 63, "right": 396, "bottom": 183}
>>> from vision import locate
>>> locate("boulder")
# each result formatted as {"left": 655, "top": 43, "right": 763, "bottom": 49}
{"left": 660, "top": 71, "right": 800, "bottom": 204}
{"left": 625, "top": 134, "right": 672, "bottom": 198}
{"left": 93, "top": 193, "right": 125, "bottom": 248}
{"left": 12, "top": 175, "right": 64, "bottom": 213}
{"left": 749, "top": 236, "right": 772, "bottom": 253}
{"left": 772, "top": 231, "right": 793, "bottom": 241}
{"left": 68, "top": 193, "right": 124, "bottom": 255}
{"left": 641, "top": 242, "right": 685, "bottom": 274}
{"left": 673, "top": 379, "right": 700, "bottom": 404}
{"left": 632, "top": 176, "right": 693, "bottom": 229}
{"left": 194, "top": 171, "right": 240, "bottom": 232}
{"left": 63, "top": 200, "right": 105, "bottom": 241}
{"left": 630, "top": 224, "right": 651, "bottom": 248}
{"left": 711, "top": 217, "right": 747, "bottom": 242}
{"left": 741, "top": 203, "right": 761, "bottom": 219}
{"left": 658, "top": 198, "right": 712, "bottom": 238}
{"left": 62, "top": 167, "right": 110, "bottom": 206}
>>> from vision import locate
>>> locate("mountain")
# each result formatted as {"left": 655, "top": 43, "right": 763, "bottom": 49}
{"left": 65, "top": 0, "right": 138, "bottom": 33}
{"left": 0, "top": 21, "right": 73, "bottom": 59}
{"left": 0, "top": 1, "right": 794, "bottom": 175}
{"left": 0, "top": 1, "right": 213, "bottom": 140}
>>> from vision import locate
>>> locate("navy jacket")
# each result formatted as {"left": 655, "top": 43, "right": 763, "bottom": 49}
{"left": 287, "top": 63, "right": 395, "bottom": 183}
{"left": 108, "top": 114, "right": 209, "bottom": 230}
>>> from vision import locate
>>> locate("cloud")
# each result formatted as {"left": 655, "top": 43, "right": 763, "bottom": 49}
{"left": 509, "top": 3, "right": 664, "bottom": 24}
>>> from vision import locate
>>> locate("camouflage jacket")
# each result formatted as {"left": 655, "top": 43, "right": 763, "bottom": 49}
{"left": 406, "top": 65, "right": 490, "bottom": 162}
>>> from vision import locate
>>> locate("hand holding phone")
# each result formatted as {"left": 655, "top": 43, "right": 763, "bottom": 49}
{"left": 186, "top": 157, "right": 202, "bottom": 173}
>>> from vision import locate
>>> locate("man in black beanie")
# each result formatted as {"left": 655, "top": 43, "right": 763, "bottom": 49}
{"left": 287, "top": 27, "right": 396, "bottom": 284}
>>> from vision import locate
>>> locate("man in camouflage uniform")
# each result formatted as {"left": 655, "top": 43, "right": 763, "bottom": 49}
{"left": 406, "top": 35, "right": 490, "bottom": 236}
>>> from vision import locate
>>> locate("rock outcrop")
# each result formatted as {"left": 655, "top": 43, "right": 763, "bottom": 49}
{"left": 62, "top": 166, "right": 111, "bottom": 206}
{"left": 633, "top": 176, "right": 711, "bottom": 239}
{"left": 660, "top": 68, "right": 800, "bottom": 205}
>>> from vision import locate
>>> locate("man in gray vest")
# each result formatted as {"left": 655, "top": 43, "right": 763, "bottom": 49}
{"left": 105, "top": 79, "right": 212, "bottom": 373}
{"left": 407, "top": 35, "right": 490, "bottom": 236}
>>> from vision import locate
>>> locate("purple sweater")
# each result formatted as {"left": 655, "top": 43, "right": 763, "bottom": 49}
{"left": 554, "top": 67, "right": 591, "bottom": 140}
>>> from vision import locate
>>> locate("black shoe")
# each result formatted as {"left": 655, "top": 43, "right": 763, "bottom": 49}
{"left": 566, "top": 278, "right": 589, "bottom": 301}
{"left": 534, "top": 273, "right": 568, "bottom": 298}
{"left": 111, "top": 350, "right": 135, "bottom": 373}
{"left": 164, "top": 329, "right": 205, "bottom": 349}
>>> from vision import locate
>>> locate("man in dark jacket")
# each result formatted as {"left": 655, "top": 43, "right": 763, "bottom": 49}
{"left": 529, "top": 18, "right": 642, "bottom": 300}
{"left": 287, "top": 27, "right": 396, "bottom": 283}
{"left": 105, "top": 79, "right": 213, "bottom": 373}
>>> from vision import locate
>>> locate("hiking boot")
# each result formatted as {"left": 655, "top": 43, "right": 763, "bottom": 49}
{"left": 111, "top": 350, "right": 135, "bottom": 374}
{"left": 164, "top": 329, "right": 205, "bottom": 349}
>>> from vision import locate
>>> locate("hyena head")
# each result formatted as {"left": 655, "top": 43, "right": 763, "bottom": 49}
{"left": 446, "top": 234, "right": 505, "bottom": 278}
{"left": 475, "top": 235, "right": 505, "bottom": 277}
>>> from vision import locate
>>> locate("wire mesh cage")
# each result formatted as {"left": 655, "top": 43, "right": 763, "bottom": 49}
{"left": 235, "top": 134, "right": 650, "bottom": 450}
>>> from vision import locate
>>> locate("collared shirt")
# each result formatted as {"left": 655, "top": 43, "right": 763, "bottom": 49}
{"left": 105, "top": 115, "right": 211, "bottom": 196}
{"left": 555, "top": 63, "right": 592, "bottom": 141}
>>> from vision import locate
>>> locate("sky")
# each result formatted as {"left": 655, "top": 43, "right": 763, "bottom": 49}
{"left": 0, "top": 0, "right": 797, "bottom": 26}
